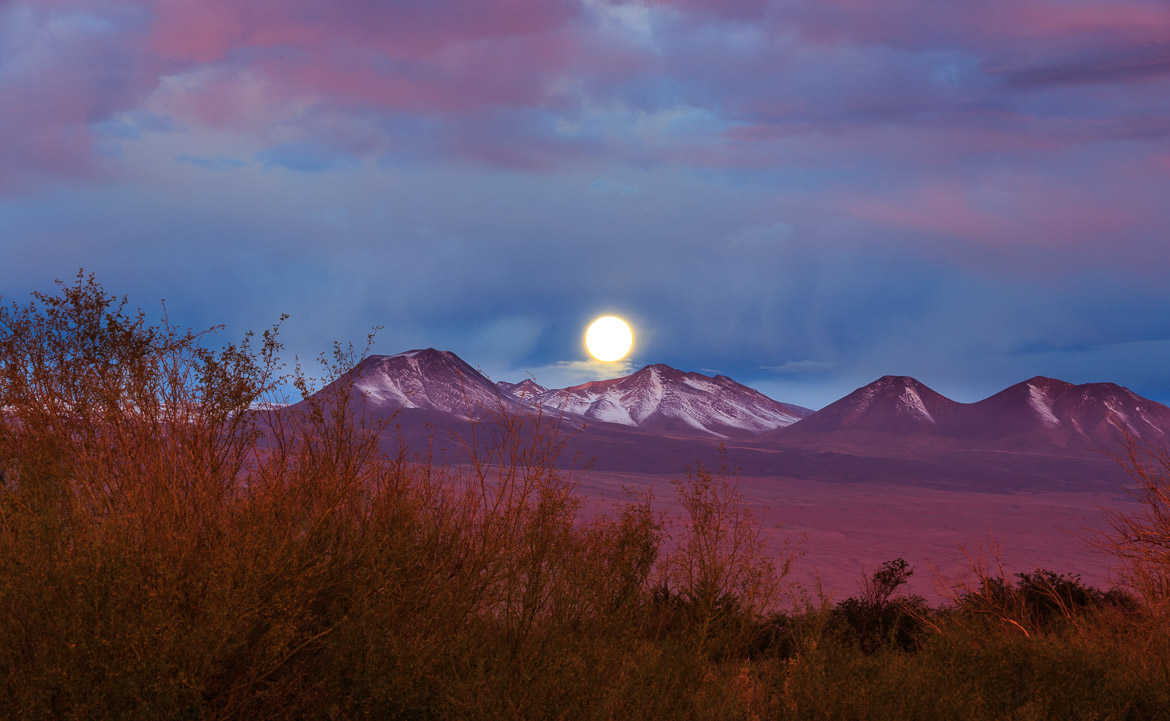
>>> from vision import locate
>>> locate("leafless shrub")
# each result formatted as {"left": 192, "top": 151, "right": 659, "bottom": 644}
{"left": 1096, "top": 431, "right": 1170, "bottom": 607}
{"left": 659, "top": 450, "right": 795, "bottom": 655}
{"left": 934, "top": 540, "right": 1035, "bottom": 637}
{"left": 1, "top": 273, "right": 732, "bottom": 718}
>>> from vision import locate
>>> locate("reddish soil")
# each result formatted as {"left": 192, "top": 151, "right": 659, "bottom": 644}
{"left": 572, "top": 469, "right": 1137, "bottom": 604}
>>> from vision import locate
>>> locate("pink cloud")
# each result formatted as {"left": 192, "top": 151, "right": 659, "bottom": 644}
{"left": 647, "top": 0, "right": 1169, "bottom": 92}
{"left": 847, "top": 183, "right": 1001, "bottom": 241}
{"left": 141, "top": 0, "right": 599, "bottom": 130}
{"left": 786, "top": 0, "right": 1169, "bottom": 52}
{"left": 1006, "top": 2, "right": 1170, "bottom": 39}
{"left": 147, "top": 0, "right": 581, "bottom": 63}
{"left": 149, "top": 1, "right": 245, "bottom": 62}
{"left": 265, "top": 30, "right": 581, "bottom": 115}
{"left": 844, "top": 176, "right": 1141, "bottom": 252}
{"left": 0, "top": 0, "right": 602, "bottom": 186}
{"left": 0, "top": 3, "right": 166, "bottom": 189}
{"left": 2, "top": 0, "right": 1167, "bottom": 190}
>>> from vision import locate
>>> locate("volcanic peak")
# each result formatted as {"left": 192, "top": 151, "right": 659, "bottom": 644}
{"left": 497, "top": 378, "right": 547, "bottom": 400}
{"left": 351, "top": 349, "right": 504, "bottom": 415}
{"left": 329, "top": 348, "right": 1170, "bottom": 451}
{"left": 848, "top": 375, "right": 954, "bottom": 423}
{"left": 501, "top": 360, "right": 811, "bottom": 437}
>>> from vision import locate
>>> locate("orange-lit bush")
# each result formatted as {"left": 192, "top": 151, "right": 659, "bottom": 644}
{"left": 1099, "top": 433, "right": 1170, "bottom": 605}
{"left": 0, "top": 274, "right": 759, "bottom": 718}
{"left": 3, "top": 274, "right": 1169, "bottom": 720}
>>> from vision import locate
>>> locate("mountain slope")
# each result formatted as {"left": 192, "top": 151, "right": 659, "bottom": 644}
{"left": 293, "top": 350, "right": 1170, "bottom": 491}
{"left": 349, "top": 349, "right": 515, "bottom": 418}
{"left": 343, "top": 350, "right": 811, "bottom": 439}
{"left": 497, "top": 378, "right": 547, "bottom": 401}
{"left": 530, "top": 364, "right": 813, "bottom": 438}
{"left": 958, "top": 376, "right": 1170, "bottom": 449}
{"left": 779, "top": 375, "right": 959, "bottom": 439}
{"left": 773, "top": 374, "right": 1170, "bottom": 453}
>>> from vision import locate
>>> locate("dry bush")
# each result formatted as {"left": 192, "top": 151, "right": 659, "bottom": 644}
{"left": 1097, "top": 432, "right": 1170, "bottom": 606}
{"left": 12, "top": 273, "right": 1170, "bottom": 721}
{"left": 933, "top": 541, "right": 1040, "bottom": 638}
{"left": 0, "top": 272, "right": 294, "bottom": 716}
{"left": 655, "top": 452, "right": 795, "bottom": 658}
{"left": 42, "top": 273, "right": 1170, "bottom": 719}
{"left": 3, "top": 273, "right": 771, "bottom": 719}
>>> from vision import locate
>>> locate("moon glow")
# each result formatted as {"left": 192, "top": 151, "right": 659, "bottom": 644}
{"left": 585, "top": 316, "right": 634, "bottom": 362}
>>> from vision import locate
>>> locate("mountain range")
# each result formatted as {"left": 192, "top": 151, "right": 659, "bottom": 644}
{"left": 320, "top": 348, "right": 1170, "bottom": 492}
{"left": 771, "top": 373, "right": 1170, "bottom": 452}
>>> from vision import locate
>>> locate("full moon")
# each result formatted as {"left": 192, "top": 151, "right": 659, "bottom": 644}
{"left": 585, "top": 316, "right": 634, "bottom": 362}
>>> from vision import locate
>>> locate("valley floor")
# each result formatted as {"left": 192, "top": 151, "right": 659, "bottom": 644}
{"left": 575, "top": 470, "right": 1136, "bottom": 601}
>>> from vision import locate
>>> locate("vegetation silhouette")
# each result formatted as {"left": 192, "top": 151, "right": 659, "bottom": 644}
{"left": 1, "top": 273, "right": 1169, "bottom": 719}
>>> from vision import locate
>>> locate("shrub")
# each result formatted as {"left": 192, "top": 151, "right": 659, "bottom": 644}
{"left": 1098, "top": 432, "right": 1170, "bottom": 605}
{"left": 831, "top": 558, "right": 929, "bottom": 652}
{"left": 0, "top": 274, "right": 778, "bottom": 719}
{"left": 5, "top": 273, "right": 1170, "bottom": 720}
{"left": 652, "top": 452, "right": 795, "bottom": 660}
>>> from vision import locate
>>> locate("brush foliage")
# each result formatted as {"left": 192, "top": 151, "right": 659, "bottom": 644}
{"left": 2, "top": 275, "right": 1169, "bottom": 720}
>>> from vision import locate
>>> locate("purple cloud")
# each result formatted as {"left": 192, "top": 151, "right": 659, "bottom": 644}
{"left": 4, "top": 0, "right": 1168, "bottom": 184}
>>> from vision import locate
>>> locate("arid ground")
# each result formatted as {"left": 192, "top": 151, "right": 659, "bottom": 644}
{"left": 576, "top": 470, "right": 1135, "bottom": 601}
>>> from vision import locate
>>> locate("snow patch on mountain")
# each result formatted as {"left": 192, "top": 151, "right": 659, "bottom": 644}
{"left": 782, "top": 373, "right": 1170, "bottom": 451}
{"left": 334, "top": 350, "right": 1170, "bottom": 451}
{"left": 346, "top": 350, "right": 811, "bottom": 438}
{"left": 530, "top": 364, "right": 810, "bottom": 437}
{"left": 497, "top": 378, "right": 547, "bottom": 401}
{"left": 898, "top": 386, "right": 935, "bottom": 422}
{"left": 351, "top": 349, "right": 515, "bottom": 417}
{"left": 1026, "top": 383, "right": 1061, "bottom": 428}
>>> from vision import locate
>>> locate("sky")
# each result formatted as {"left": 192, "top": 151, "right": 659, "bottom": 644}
{"left": 2, "top": 0, "right": 1168, "bottom": 409}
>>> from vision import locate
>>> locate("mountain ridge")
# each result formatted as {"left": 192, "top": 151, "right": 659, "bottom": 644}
{"left": 514, "top": 363, "right": 812, "bottom": 438}
{"left": 307, "top": 349, "right": 1170, "bottom": 491}
{"left": 342, "top": 348, "right": 1170, "bottom": 448}
{"left": 771, "top": 373, "right": 1170, "bottom": 451}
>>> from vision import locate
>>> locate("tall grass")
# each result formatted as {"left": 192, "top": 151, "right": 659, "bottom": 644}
{"left": 2, "top": 274, "right": 1169, "bottom": 720}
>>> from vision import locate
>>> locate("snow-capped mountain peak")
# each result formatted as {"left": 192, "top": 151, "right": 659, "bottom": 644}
{"left": 341, "top": 351, "right": 810, "bottom": 438}
{"left": 958, "top": 375, "right": 1170, "bottom": 447}
{"left": 350, "top": 349, "right": 511, "bottom": 417}
{"left": 787, "top": 375, "right": 958, "bottom": 436}
{"left": 778, "top": 373, "right": 1170, "bottom": 450}
{"left": 528, "top": 363, "right": 811, "bottom": 438}
{"left": 309, "top": 347, "right": 1170, "bottom": 460}
{"left": 496, "top": 378, "right": 547, "bottom": 400}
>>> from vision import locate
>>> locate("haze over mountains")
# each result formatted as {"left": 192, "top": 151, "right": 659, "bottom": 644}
{"left": 327, "top": 348, "right": 1170, "bottom": 492}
